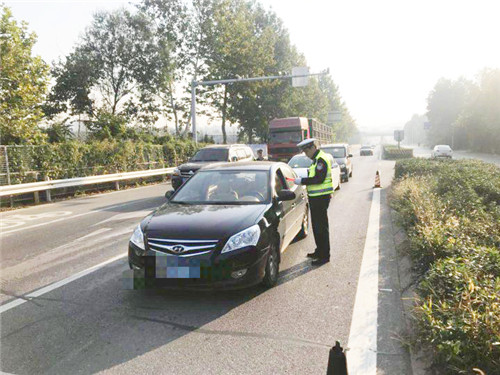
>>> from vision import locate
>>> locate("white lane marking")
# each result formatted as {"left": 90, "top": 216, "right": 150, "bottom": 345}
{"left": 0, "top": 252, "right": 127, "bottom": 314}
{"left": 72, "top": 227, "right": 112, "bottom": 242}
{"left": 0, "top": 211, "right": 73, "bottom": 230}
{"left": 0, "top": 203, "right": 155, "bottom": 236}
{"left": 347, "top": 188, "right": 380, "bottom": 374}
{"left": 92, "top": 210, "right": 153, "bottom": 226}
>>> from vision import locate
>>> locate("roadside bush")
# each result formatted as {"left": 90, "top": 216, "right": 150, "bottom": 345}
{"left": 391, "top": 159, "right": 500, "bottom": 373}
{"left": 4, "top": 139, "right": 202, "bottom": 183}
{"left": 382, "top": 145, "right": 413, "bottom": 160}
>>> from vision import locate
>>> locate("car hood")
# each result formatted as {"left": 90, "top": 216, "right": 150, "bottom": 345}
{"left": 144, "top": 203, "right": 268, "bottom": 240}
{"left": 178, "top": 161, "right": 219, "bottom": 172}
{"left": 334, "top": 157, "right": 347, "bottom": 165}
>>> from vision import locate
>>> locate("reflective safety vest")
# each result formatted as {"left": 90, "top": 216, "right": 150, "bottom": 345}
{"left": 307, "top": 150, "right": 333, "bottom": 197}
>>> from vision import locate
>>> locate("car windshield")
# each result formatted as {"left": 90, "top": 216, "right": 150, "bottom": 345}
{"left": 322, "top": 147, "right": 346, "bottom": 158}
{"left": 288, "top": 155, "right": 312, "bottom": 168}
{"left": 172, "top": 170, "right": 269, "bottom": 204}
{"left": 269, "top": 131, "right": 302, "bottom": 144}
{"left": 190, "top": 149, "right": 229, "bottom": 162}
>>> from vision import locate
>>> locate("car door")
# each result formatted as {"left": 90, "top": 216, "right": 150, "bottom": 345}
{"left": 281, "top": 165, "right": 306, "bottom": 237}
{"left": 273, "top": 168, "right": 294, "bottom": 252}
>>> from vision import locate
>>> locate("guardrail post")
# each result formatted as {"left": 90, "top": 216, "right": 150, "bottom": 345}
{"left": 115, "top": 181, "right": 120, "bottom": 190}
{"left": 45, "top": 175, "right": 52, "bottom": 202}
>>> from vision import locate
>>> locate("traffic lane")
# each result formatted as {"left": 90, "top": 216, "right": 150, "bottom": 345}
{"left": 0, "top": 154, "right": 395, "bottom": 374}
{"left": 0, "top": 183, "right": 169, "bottom": 268}
{"left": 1, "top": 254, "right": 338, "bottom": 374}
{"left": 410, "top": 145, "right": 500, "bottom": 166}
{"left": 0, "top": 182, "right": 171, "bottom": 236}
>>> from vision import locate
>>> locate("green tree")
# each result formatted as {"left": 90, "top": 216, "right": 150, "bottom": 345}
{"left": 457, "top": 68, "right": 500, "bottom": 153}
{"left": 426, "top": 77, "right": 473, "bottom": 148}
{"left": 46, "top": 8, "right": 171, "bottom": 138}
{"left": 0, "top": 6, "right": 49, "bottom": 145}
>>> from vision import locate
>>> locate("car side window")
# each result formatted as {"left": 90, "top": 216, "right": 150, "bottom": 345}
{"left": 280, "top": 165, "right": 296, "bottom": 189}
{"left": 274, "top": 169, "right": 286, "bottom": 194}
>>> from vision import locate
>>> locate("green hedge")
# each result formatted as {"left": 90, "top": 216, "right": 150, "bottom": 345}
{"left": 391, "top": 159, "right": 500, "bottom": 374}
{"left": 382, "top": 145, "right": 413, "bottom": 160}
{"left": 5, "top": 139, "right": 202, "bottom": 184}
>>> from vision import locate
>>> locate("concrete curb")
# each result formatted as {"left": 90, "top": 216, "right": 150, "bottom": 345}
{"left": 388, "top": 195, "right": 434, "bottom": 375}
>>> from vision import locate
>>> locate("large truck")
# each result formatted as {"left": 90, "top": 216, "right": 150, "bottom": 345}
{"left": 267, "top": 117, "right": 334, "bottom": 161}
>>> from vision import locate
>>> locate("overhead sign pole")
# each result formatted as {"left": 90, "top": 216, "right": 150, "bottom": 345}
{"left": 190, "top": 68, "right": 329, "bottom": 143}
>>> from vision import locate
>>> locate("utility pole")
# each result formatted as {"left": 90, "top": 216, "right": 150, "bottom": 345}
{"left": 190, "top": 69, "right": 330, "bottom": 143}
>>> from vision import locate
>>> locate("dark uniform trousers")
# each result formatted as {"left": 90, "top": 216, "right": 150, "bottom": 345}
{"left": 309, "top": 194, "right": 331, "bottom": 260}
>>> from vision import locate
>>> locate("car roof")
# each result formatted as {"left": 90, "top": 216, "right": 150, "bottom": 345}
{"left": 200, "top": 161, "right": 283, "bottom": 171}
{"left": 321, "top": 143, "right": 348, "bottom": 148}
{"left": 201, "top": 144, "right": 250, "bottom": 149}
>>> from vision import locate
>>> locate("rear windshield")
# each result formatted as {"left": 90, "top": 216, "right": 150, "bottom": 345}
{"left": 190, "top": 148, "right": 229, "bottom": 162}
{"left": 322, "top": 147, "right": 346, "bottom": 158}
{"left": 288, "top": 155, "right": 312, "bottom": 168}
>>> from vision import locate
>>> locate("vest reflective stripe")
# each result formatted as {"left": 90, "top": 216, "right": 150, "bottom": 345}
{"left": 307, "top": 150, "right": 333, "bottom": 197}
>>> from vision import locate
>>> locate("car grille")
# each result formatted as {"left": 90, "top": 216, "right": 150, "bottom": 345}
{"left": 147, "top": 238, "right": 219, "bottom": 256}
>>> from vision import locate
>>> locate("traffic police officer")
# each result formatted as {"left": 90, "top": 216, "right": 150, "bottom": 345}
{"left": 293, "top": 138, "right": 333, "bottom": 265}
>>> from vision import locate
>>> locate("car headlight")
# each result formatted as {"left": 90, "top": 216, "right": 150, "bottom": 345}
{"left": 173, "top": 168, "right": 180, "bottom": 176}
{"left": 221, "top": 225, "right": 261, "bottom": 254}
{"left": 130, "top": 224, "right": 145, "bottom": 251}
{"left": 340, "top": 163, "right": 346, "bottom": 168}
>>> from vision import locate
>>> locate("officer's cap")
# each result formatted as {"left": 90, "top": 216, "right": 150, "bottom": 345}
{"left": 297, "top": 138, "right": 317, "bottom": 149}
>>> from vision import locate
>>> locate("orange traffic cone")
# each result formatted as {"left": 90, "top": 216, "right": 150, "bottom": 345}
{"left": 374, "top": 170, "right": 381, "bottom": 188}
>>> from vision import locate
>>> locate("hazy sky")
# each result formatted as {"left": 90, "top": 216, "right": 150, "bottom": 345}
{"left": 5, "top": 0, "right": 500, "bottom": 133}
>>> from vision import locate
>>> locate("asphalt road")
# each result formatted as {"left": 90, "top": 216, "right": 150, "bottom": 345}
{"left": 0, "top": 147, "right": 412, "bottom": 375}
{"left": 410, "top": 145, "right": 500, "bottom": 166}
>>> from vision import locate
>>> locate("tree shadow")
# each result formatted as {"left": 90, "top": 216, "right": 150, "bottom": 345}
{"left": 0, "top": 256, "right": 319, "bottom": 374}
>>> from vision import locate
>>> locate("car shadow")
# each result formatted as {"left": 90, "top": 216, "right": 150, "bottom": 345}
{"left": 0, "top": 257, "right": 319, "bottom": 374}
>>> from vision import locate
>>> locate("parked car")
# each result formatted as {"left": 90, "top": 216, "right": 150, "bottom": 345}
{"left": 171, "top": 144, "right": 254, "bottom": 190}
{"left": 287, "top": 153, "right": 341, "bottom": 190}
{"left": 360, "top": 145, "right": 374, "bottom": 156}
{"left": 321, "top": 144, "right": 353, "bottom": 182}
{"left": 128, "top": 162, "right": 309, "bottom": 289}
{"left": 432, "top": 145, "right": 453, "bottom": 159}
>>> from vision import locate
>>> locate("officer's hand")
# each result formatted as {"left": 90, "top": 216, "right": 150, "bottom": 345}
{"left": 293, "top": 178, "right": 302, "bottom": 185}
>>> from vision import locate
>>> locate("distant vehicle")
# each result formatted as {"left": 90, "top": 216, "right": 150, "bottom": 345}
{"left": 432, "top": 145, "right": 453, "bottom": 159}
{"left": 322, "top": 144, "right": 353, "bottom": 182}
{"left": 287, "top": 153, "right": 341, "bottom": 190}
{"left": 267, "top": 117, "right": 334, "bottom": 162}
{"left": 128, "top": 162, "right": 309, "bottom": 289}
{"left": 171, "top": 144, "right": 254, "bottom": 190}
{"left": 360, "top": 145, "right": 374, "bottom": 156}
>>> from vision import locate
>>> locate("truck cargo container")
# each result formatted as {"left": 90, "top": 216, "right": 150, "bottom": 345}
{"left": 268, "top": 117, "right": 334, "bottom": 161}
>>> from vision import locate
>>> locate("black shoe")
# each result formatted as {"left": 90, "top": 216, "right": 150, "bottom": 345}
{"left": 311, "top": 258, "right": 330, "bottom": 266}
{"left": 307, "top": 251, "right": 320, "bottom": 258}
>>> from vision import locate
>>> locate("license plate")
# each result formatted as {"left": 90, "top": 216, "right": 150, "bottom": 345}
{"left": 155, "top": 254, "right": 201, "bottom": 278}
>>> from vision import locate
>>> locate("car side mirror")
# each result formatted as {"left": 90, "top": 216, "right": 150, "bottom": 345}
{"left": 165, "top": 190, "right": 175, "bottom": 200}
{"left": 277, "top": 189, "right": 296, "bottom": 201}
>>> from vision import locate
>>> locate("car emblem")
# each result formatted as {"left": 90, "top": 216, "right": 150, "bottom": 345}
{"left": 171, "top": 245, "right": 185, "bottom": 254}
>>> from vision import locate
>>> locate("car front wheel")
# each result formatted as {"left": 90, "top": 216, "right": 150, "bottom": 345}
{"left": 262, "top": 240, "right": 280, "bottom": 288}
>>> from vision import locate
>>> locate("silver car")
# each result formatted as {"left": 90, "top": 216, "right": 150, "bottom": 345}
{"left": 432, "top": 145, "right": 453, "bottom": 159}
{"left": 287, "top": 153, "right": 341, "bottom": 190}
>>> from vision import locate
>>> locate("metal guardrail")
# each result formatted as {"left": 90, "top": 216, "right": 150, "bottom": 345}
{"left": 0, "top": 168, "right": 175, "bottom": 198}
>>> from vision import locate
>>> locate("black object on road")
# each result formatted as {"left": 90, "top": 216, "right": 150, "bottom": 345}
{"left": 326, "top": 341, "right": 348, "bottom": 375}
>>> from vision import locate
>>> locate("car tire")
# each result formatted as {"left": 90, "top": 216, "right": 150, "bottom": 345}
{"left": 296, "top": 206, "right": 309, "bottom": 240}
{"left": 344, "top": 174, "right": 349, "bottom": 182}
{"left": 262, "top": 240, "right": 280, "bottom": 288}
{"left": 349, "top": 168, "right": 353, "bottom": 177}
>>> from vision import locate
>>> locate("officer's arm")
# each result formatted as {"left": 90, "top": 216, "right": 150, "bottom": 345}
{"left": 300, "top": 158, "right": 328, "bottom": 185}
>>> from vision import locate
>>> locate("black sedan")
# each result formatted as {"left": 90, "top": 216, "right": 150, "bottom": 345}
{"left": 127, "top": 162, "right": 309, "bottom": 289}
